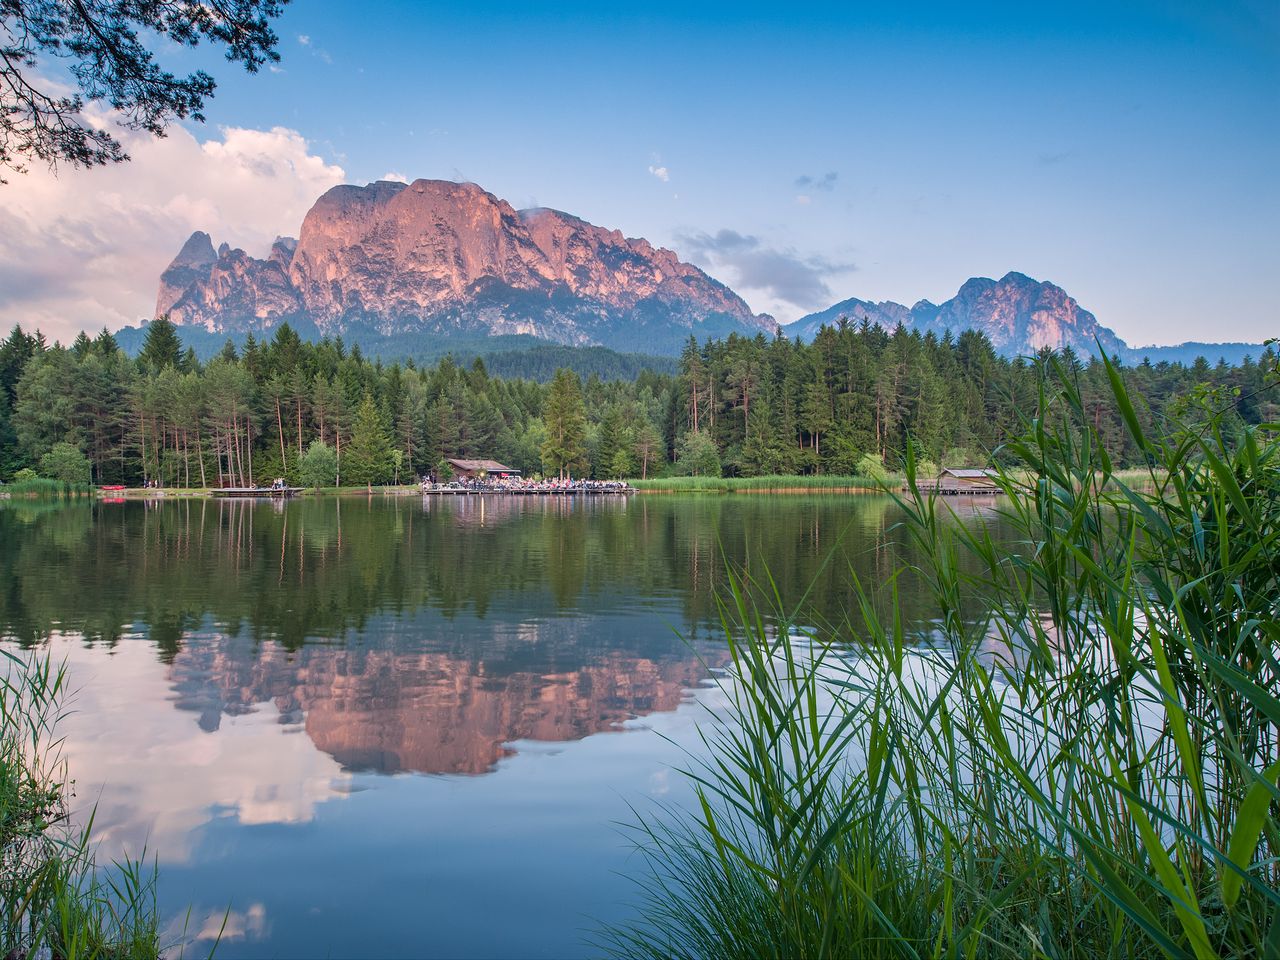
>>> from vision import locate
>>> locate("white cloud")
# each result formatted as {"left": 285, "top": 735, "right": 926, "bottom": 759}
{"left": 648, "top": 164, "right": 669, "bottom": 182}
{"left": 0, "top": 118, "right": 345, "bottom": 344}
{"left": 52, "top": 638, "right": 350, "bottom": 864}
{"left": 677, "top": 228, "right": 856, "bottom": 322}
{"left": 296, "top": 33, "right": 333, "bottom": 64}
{"left": 380, "top": 170, "right": 410, "bottom": 183}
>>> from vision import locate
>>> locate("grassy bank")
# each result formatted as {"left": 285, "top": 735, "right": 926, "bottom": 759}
{"left": 0, "top": 478, "right": 94, "bottom": 499}
{"left": 606, "top": 355, "right": 1280, "bottom": 959}
{"left": 628, "top": 474, "right": 896, "bottom": 494}
{"left": 1, "top": 653, "right": 163, "bottom": 958}
{"left": 86, "top": 484, "right": 423, "bottom": 499}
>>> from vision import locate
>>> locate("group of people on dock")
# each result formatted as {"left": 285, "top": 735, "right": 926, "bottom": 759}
{"left": 420, "top": 475, "right": 632, "bottom": 494}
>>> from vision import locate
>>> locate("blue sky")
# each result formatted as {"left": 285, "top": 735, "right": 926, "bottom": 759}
{"left": 5, "top": 0, "right": 1277, "bottom": 344}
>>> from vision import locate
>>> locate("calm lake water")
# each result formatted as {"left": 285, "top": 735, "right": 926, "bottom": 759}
{"left": 0, "top": 494, "right": 999, "bottom": 958}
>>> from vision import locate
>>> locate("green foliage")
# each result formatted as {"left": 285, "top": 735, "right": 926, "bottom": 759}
{"left": 675, "top": 430, "right": 721, "bottom": 477}
{"left": 607, "top": 355, "right": 1280, "bottom": 959}
{"left": 628, "top": 473, "right": 889, "bottom": 492}
{"left": 342, "top": 394, "right": 394, "bottom": 485}
{"left": 0, "top": 317, "right": 1274, "bottom": 491}
{"left": 0, "top": 0, "right": 285, "bottom": 182}
{"left": 12, "top": 467, "right": 37, "bottom": 483}
{"left": 38, "top": 442, "right": 91, "bottom": 485}
{"left": 854, "top": 451, "right": 890, "bottom": 483}
{"left": 541, "top": 368, "right": 588, "bottom": 479}
{"left": 297, "top": 439, "right": 337, "bottom": 488}
{"left": 1, "top": 653, "right": 161, "bottom": 958}
{"left": 137, "top": 317, "right": 183, "bottom": 371}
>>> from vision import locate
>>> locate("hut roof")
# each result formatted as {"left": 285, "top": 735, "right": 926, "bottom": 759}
{"left": 940, "top": 468, "right": 997, "bottom": 479}
{"left": 445, "top": 458, "right": 521, "bottom": 473}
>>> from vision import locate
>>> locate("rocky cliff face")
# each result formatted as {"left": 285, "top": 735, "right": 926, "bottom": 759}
{"left": 156, "top": 179, "right": 776, "bottom": 352}
{"left": 155, "top": 230, "right": 217, "bottom": 318}
{"left": 785, "top": 272, "right": 1127, "bottom": 357}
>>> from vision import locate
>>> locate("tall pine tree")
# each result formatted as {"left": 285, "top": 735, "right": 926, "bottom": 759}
{"left": 540, "top": 368, "right": 588, "bottom": 480}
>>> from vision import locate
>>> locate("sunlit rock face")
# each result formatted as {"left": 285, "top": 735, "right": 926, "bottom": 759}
{"left": 785, "top": 271, "right": 1126, "bottom": 357}
{"left": 914, "top": 272, "right": 1125, "bottom": 355}
{"left": 154, "top": 179, "right": 777, "bottom": 350}
{"left": 155, "top": 230, "right": 217, "bottom": 318}
{"left": 163, "top": 243, "right": 303, "bottom": 331}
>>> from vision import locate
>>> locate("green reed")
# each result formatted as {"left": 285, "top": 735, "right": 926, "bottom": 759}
{"left": 605, "top": 353, "right": 1279, "bottom": 959}
{"left": 628, "top": 474, "right": 891, "bottom": 493}
{"left": 1, "top": 651, "right": 165, "bottom": 959}
{"left": 1, "top": 477, "right": 94, "bottom": 500}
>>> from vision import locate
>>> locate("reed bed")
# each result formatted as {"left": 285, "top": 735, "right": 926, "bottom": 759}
{"left": 1, "top": 478, "right": 94, "bottom": 500}
{"left": 629, "top": 474, "right": 894, "bottom": 493}
{"left": 605, "top": 353, "right": 1279, "bottom": 959}
{"left": 1, "top": 652, "right": 165, "bottom": 959}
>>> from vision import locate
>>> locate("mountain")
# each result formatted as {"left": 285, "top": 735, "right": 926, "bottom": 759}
{"left": 155, "top": 179, "right": 777, "bottom": 354}
{"left": 784, "top": 272, "right": 1264, "bottom": 364}
{"left": 1117, "top": 342, "right": 1271, "bottom": 367}
{"left": 785, "top": 272, "right": 1125, "bottom": 356}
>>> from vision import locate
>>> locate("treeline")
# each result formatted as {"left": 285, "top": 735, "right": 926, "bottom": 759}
{"left": 0, "top": 318, "right": 1274, "bottom": 487}
{"left": 112, "top": 324, "right": 679, "bottom": 381}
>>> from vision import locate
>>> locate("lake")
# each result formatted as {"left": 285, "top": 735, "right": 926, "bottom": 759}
{"left": 0, "top": 494, "right": 997, "bottom": 958}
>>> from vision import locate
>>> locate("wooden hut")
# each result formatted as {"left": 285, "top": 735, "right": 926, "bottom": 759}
{"left": 445, "top": 458, "right": 522, "bottom": 480}
{"left": 933, "top": 467, "right": 999, "bottom": 495}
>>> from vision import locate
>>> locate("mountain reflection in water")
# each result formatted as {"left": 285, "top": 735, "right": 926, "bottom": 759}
{"left": 0, "top": 493, "right": 998, "bottom": 958}
{"left": 167, "top": 623, "right": 716, "bottom": 775}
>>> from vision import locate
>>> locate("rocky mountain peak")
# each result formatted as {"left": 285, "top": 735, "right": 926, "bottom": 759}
{"left": 155, "top": 178, "right": 776, "bottom": 351}
{"left": 269, "top": 236, "right": 298, "bottom": 268}
{"left": 171, "top": 231, "right": 216, "bottom": 268}
{"left": 156, "top": 231, "right": 218, "bottom": 318}
{"left": 785, "top": 272, "right": 1127, "bottom": 357}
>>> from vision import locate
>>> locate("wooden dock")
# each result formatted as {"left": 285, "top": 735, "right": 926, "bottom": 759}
{"left": 209, "top": 487, "right": 304, "bottom": 498}
{"left": 930, "top": 481, "right": 1000, "bottom": 496}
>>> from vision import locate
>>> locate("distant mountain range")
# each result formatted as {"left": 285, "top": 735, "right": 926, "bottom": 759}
{"left": 153, "top": 178, "right": 777, "bottom": 355}
{"left": 146, "top": 178, "right": 1266, "bottom": 366}
{"left": 782, "top": 272, "right": 1267, "bottom": 366}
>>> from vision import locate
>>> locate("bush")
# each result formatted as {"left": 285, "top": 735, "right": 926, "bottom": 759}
{"left": 297, "top": 440, "right": 337, "bottom": 489}
{"left": 675, "top": 431, "right": 721, "bottom": 478}
{"left": 38, "top": 443, "right": 92, "bottom": 485}
{"left": 854, "top": 452, "right": 890, "bottom": 484}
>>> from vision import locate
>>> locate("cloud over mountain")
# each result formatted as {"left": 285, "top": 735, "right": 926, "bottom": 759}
{"left": 677, "top": 228, "right": 856, "bottom": 318}
{"left": 0, "top": 120, "right": 345, "bottom": 344}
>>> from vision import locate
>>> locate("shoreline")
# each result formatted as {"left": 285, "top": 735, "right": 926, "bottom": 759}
{"left": 632, "top": 485, "right": 888, "bottom": 495}
{"left": 68, "top": 485, "right": 897, "bottom": 500}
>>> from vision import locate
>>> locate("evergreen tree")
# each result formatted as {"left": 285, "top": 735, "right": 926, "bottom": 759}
{"left": 540, "top": 368, "right": 588, "bottom": 479}
{"left": 0, "top": 325, "right": 38, "bottom": 404}
{"left": 634, "top": 422, "right": 662, "bottom": 480}
{"left": 343, "top": 394, "right": 393, "bottom": 485}
{"left": 595, "top": 404, "right": 632, "bottom": 478}
{"left": 138, "top": 317, "right": 183, "bottom": 370}
{"left": 94, "top": 327, "right": 120, "bottom": 355}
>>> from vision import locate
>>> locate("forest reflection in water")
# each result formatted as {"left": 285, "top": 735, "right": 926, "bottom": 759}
{"left": 0, "top": 493, "right": 1004, "bottom": 958}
